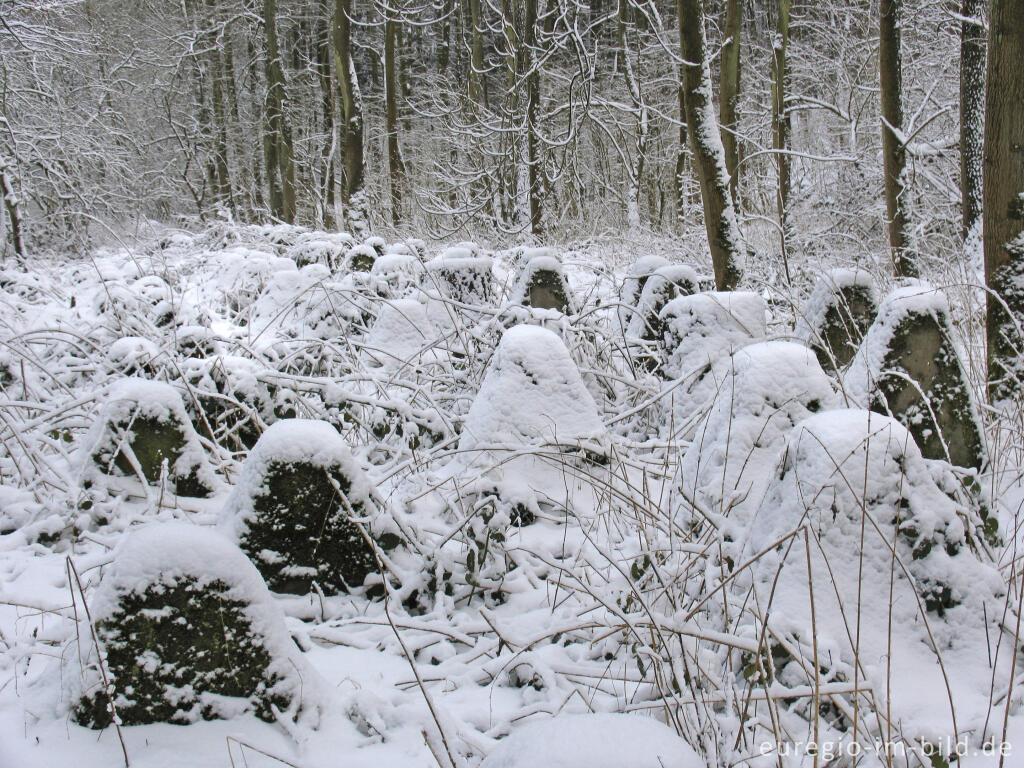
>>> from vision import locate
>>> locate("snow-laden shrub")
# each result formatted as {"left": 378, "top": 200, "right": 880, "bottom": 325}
{"left": 362, "top": 299, "right": 441, "bottom": 372}
{"left": 181, "top": 355, "right": 275, "bottom": 451}
{"left": 794, "top": 268, "right": 877, "bottom": 372}
{"left": 72, "top": 523, "right": 322, "bottom": 728}
{"left": 742, "top": 409, "right": 1005, "bottom": 742}
{"left": 844, "top": 283, "right": 985, "bottom": 469}
{"left": 82, "top": 377, "right": 215, "bottom": 497}
{"left": 508, "top": 255, "right": 575, "bottom": 314}
{"left": 107, "top": 336, "right": 161, "bottom": 377}
{"left": 221, "top": 419, "right": 384, "bottom": 594}
{"left": 616, "top": 255, "right": 669, "bottom": 333}
{"left": 286, "top": 237, "right": 347, "bottom": 270}
{"left": 626, "top": 264, "right": 700, "bottom": 343}
{"left": 173, "top": 324, "right": 220, "bottom": 359}
{"left": 480, "top": 713, "right": 705, "bottom": 768}
{"left": 249, "top": 264, "right": 365, "bottom": 343}
{"left": 209, "top": 246, "right": 297, "bottom": 322}
{"left": 459, "top": 325, "right": 607, "bottom": 455}
{"left": 659, "top": 290, "right": 766, "bottom": 380}
{"left": 677, "top": 341, "right": 837, "bottom": 533}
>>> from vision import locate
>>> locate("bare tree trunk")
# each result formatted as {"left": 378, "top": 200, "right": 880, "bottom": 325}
{"left": 207, "top": 0, "right": 234, "bottom": 218}
{"left": 0, "top": 159, "right": 25, "bottom": 261}
{"left": 618, "top": 0, "right": 647, "bottom": 230}
{"left": 719, "top": 0, "right": 741, "bottom": 203}
{"left": 385, "top": 12, "right": 404, "bottom": 226}
{"left": 960, "top": 0, "right": 985, "bottom": 245}
{"left": 333, "top": 0, "right": 366, "bottom": 232}
{"left": 984, "top": 0, "right": 1024, "bottom": 399}
{"left": 772, "top": 0, "right": 792, "bottom": 283}
{"left": 469, "top": 0, "right": 488, "bottom": 109}
{"left": 316, "top": 0, "right": 336, "bottom": 229}
{"left": 880, "top": 0, "right": 914, "bottom": 276}
{"left": 262, "top": 0, "right": 296, "bottom": 223}
{"left": 677, "top": 0, "right": 743, "bottom": 290}
{"left": 524, "top": 0, "right": 541, "bottom": 235}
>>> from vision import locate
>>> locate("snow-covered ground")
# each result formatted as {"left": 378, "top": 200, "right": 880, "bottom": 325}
{"left": 2, "top": 223, "right": 1023, "bottom": 768}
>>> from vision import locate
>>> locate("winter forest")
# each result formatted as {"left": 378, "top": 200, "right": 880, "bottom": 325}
{"left": 2, "top": 0, "right": 1024, "bottom": 766}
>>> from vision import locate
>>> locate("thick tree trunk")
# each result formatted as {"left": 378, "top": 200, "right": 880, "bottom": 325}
{"left": 677, "top": 0, "right": 743, "bottom": 290}
{"left": 333, "top": 0, "right": 366, "bottom": 230}
{"left": 880, "top": 0, "right": 914, "bottom": 276}
{"left": 984, "top": 0, "right": 1024, "bottom": 399}
{"left": 719, "top": 0, "right": 741, "bottom": 202}
{"left": 772, "top": 0, "right": 792, "bottom": 282}
{"left": 262, "top": 0, "right": 296, "bottom": 223}
{"left": 960, "top": 0, "right": 985, "bottom": 245}
{"left": 385, "top": 14, "right": 404, "bottom": 226}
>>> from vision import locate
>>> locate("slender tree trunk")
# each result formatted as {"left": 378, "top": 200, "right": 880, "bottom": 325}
{"left": 524, "top": 0, "right": 541, "bottom": 235}
{"left": 333, "top": 0, "right": 366, "bottom": 231}
{"left": 719, "top": 0, "right": 741, "bottom": 203}
{"left": 469, "top": 0, "right": 488, "bottom": 109}
{"left": 772, "top": 0, "right": 792, "bottom": 283}
{"left": 207, "top": 1, "right": 234, "bottom": 217}
{"left": 618, "top": 0, "right": 647, "bottom": 230}
{"left": 0, "top": 159, "right": 25, "bottom": 261}
{"left": 316, "top": 0, "right": 336, "bottom": 229}
{"left": 960, "top": 0, "right": 985, "bottom": 245}
{"left": 385, "top": 13, "right": 404, "bottom": 226}
{"left": 984, "top": 0, "right": 1024, "bottom": 399}
{"left": 675, "top": 78, "right": 689, "bottom": 229}
{"left": 262, "top": 0, "right": 296, "bottom": 223}
{"left": 677, "top": 0, "right": 743, "bottom": 290}
{"left": 880, "top": 0, "right": 914, "bottom": 276}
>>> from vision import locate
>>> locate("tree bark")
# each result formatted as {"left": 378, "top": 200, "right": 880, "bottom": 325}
{"left": 719, "top": 0, "right": 741, "bottom": 202}
{"left": 1, "top": 160, "right": 25, "bottom": 261}
{"left": 677, "top": 0, "right": 743, "bottom": 290}
{"left": 960, "top": 0, "right": 985, "bottom": 245}
{"left": 385, "top": 12, "right": 404, "bottom": 226}
{"left": 772, "top": 0, "right": 792, "bottom": 282}
{"left": 333, "top": 0, "right": 366, "bottom": 229}
{"left": 469, "top": 0, "right": 487, "bottom": 109}
{"left": 880, "top": 0, "right": 914, "bottom": 276}
{"left": 984, "top": 0, "right": 1024, "bottom": 399}
{"left": 316, "top": 0, "right": 336, "bottom": 229}
{"left": 262, "top": 0, "right": 296, "bottom": 223}
{"left": 524, "top": 0, "right": 541, "bottom": 235}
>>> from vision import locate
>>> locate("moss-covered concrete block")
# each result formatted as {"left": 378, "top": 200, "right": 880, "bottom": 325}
{"left": 83, "top": 378, "right": 215, "bottom": 497}
{"left": 795, "top": 268, "right": 878, "bottom": 372}
{"left": 72, "top": 523, "right": 319, "bottom": 728}
{"left": 222, "top": 419, "right": 382, "bottom": 594}
{"left": 844, "top": 285, "right": 985, "bottom": 469}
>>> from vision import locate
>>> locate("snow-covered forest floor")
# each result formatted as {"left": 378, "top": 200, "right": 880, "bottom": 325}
{"left": 2, "top": 223, "right": 1024, "bottom": 768}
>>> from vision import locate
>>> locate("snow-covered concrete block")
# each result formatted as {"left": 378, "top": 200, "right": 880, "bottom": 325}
{"left": 83, "top": 378, "right": 215, "bottom": 497}
{"left": 844, "top": 284, "right": 985, "bottom": 469}
{"left": 509, "top": 255, "right": 575, "bottom": 314}
{"left": 221, "top": 419, "right": 381, "bottom": 594}
{"left": 72, "top": 523, "right": 322, "bottom": 728}
{"left": 795, "top": 268, "right": 877, "bottom": 371}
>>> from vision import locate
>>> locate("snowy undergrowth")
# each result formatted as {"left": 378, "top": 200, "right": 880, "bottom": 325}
{"left": 1, "top": 222, "right": 1023, "bottom": 768}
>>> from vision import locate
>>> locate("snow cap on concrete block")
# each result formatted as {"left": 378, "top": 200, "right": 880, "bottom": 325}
{"left": 459, "top": 325, "right": 607, "bottom": 453}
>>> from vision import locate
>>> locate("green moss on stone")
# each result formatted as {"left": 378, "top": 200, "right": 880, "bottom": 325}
{"left": 98, "top": 415, "right": 211, "bottom": 497}
{"left": 523, "top": 269, "right": 571, "bottom": 313}
{"left": 239, "top": 460, "right": 378, "bottom": 594}
{"left": 871, "top": 310, "right": 984, "bottom": 470}
{"left": 813, "top": 284, "right": 876, "bottom": 371}
{"left": 75, "top": 577, "right": 287, "bottom": 728}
